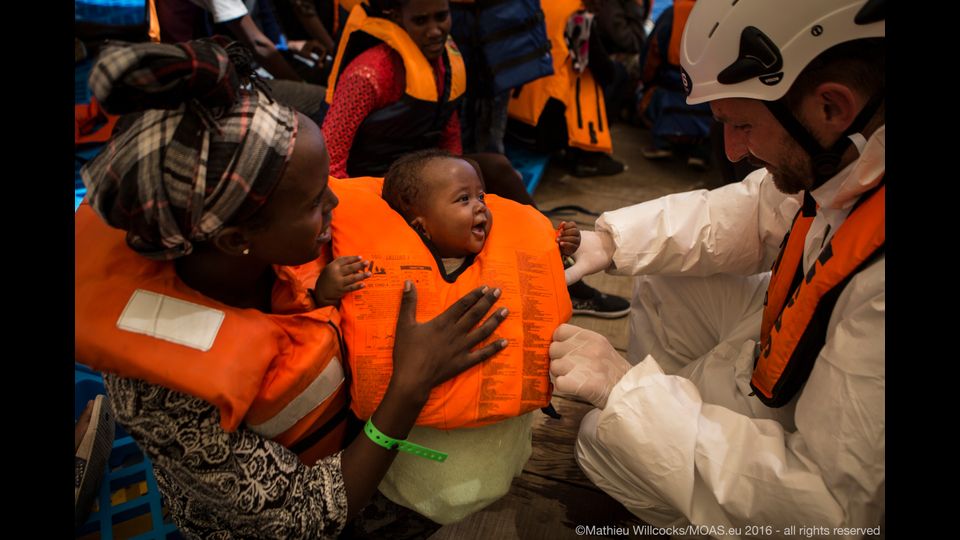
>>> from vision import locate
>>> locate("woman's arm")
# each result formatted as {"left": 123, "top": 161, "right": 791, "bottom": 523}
{"left": 321, "top": 45, "right": 404, "bottom": 177}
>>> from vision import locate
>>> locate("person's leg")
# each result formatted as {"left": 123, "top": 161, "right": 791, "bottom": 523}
{"left": 626, "top": 272, "right": 796, "bottom": 425}
{"left": 464, "top": 152, "right": 535, "bottom": 206}
{"left": 473, "top": 90, "right": 509, "bottom": 155}
{"left": 575, "top": 409, "right": 689, "bottom": 528}
{"left": 627, "top": 273, "right": 769, "bottom": 371}
{"left": 264, "top": 79, "right": 328, "bottom": 125}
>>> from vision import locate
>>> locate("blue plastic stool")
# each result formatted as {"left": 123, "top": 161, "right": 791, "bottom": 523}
{"left": 74, "top": 364, "right": 181, "bottom": 539}
{"left": 504, "top": 142, "right": 552, "bottom": 194}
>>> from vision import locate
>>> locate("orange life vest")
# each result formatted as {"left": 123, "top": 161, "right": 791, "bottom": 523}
{"left": 325, "top": 4, "right": 467, "bottom": 176}
{"left": 667, "top": 0, "right": 695, "bottom": 67}
{"left": 752, "top": 181, "right": 885, "bottom": 407}
{"left": 328, "top": 177, "right": 572, "bottom": 429}
{"left": 74, "top": 204, "right": 350, "bottom": 465}
{"left": 507, "top": 0, "right": 613, "bottom": 154}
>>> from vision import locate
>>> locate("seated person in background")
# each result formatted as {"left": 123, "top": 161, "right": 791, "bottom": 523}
{"left": 157, "top": 0, "right": 330, "bottom": 120}
{"left": 321, "top": 149, "right": 575, "bottom": 524}
{"left": 635, "top": 0, "right": 713, "bottom": 171}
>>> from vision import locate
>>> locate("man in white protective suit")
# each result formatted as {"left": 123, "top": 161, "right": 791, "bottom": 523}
{"left": 549, "top": 0, "right": 885, "bottom": 537}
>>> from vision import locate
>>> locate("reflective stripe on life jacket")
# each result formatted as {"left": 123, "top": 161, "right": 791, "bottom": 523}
{"left": 75, "top": 204, "right": 350, "bottom": 464}
{"left": 507, "top": 0, "right": 612, "bottom": 153}
{"left": 752, "top": 181, "right": 885, "bottom": 407}
{"left": 328, "top": 177, "right": 572, "bottom": 429}
{"left": 325, "top": 4, "right": 467, "bottom": 176}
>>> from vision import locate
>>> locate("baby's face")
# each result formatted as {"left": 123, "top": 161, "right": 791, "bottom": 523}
{"left": 414, "top": 158, "right": 492, "bottom": 258}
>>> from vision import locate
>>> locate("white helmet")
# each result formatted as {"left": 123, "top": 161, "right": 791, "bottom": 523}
{"left": 679, "top": 0, "right": 885, "bottom": 104}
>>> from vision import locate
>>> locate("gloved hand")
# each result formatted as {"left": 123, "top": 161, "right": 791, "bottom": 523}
{"left": 564, "top": 230, "right": 617, "bottom": 285}
{"left": 549, "top": 324, "right": 631, "bottom": 409}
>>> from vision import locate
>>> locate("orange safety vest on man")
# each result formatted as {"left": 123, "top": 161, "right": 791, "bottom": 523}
{"left": 328, "top": 177, "right": 572, "bottom": 429}
{"left": 507, "top": 0, "right": 613, "bottom": 154}
{"left": 75, "top": 204, "right": 350, "bottom": 465}
{"left": 752, "top": 181, "right": 885, "bottom": 407}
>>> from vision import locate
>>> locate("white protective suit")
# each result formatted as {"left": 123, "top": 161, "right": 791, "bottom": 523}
{"left": 575, "top": 126, "right": 885, "bottom": 538}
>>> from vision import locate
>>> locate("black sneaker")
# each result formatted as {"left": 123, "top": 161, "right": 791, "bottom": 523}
{"left": 568, "top": 281, "right": 630, "bottom": 319}
{"left": 569, "top": 151, "right": 626, "bottom": 177}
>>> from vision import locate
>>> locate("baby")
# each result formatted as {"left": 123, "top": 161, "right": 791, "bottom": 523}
{"left": 381, "top": 149, "right": 580, "bottom": 274}
{"left": 313, "top": 148, "right": 580, "bottom": 303}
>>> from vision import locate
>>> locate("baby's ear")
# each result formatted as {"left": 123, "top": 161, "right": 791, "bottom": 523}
{"left": 410, "top": 217, "right": 429, "bottom": 238}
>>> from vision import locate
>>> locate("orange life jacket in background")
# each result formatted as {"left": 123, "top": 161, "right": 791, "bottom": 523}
{"left": 325, "top": 4, "right": 467, "bottom": 176}
{"left": 666, "top": 0, "right": 696, "bottom": 66}
{"left": 74, "top": 204, "right": 350, "bottom": 465}
{"left": 328, "top": 177, "right": 572, "bottom": 429}
{"left": 507, "top": 0, "right": 613, "bottom": 154}
{"left": 752, "top": 181, "right": 885, "bottom": 407}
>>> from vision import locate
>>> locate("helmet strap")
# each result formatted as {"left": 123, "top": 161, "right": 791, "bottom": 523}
{"left": 763, "top": 89, "right": 884, "bottom": 192}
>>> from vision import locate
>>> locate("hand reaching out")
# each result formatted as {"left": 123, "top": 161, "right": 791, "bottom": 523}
{"left": 313, "top": 256, "right": 372, "bottom": 307}
{"left": 557, "top": 221, "right": 581, "bottom": 257}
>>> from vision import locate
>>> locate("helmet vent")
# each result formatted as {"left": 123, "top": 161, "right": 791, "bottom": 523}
{"left": 855, "top": 0, "right": 886, "bottom": 25}
{"left": 717, "top": 26, "right": 783, "bottom": 85}
{"left": 709, "top": 22, "right": 719, "bottom": 38}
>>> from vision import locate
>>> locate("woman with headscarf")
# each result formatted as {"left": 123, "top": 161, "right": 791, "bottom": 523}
{"left": 75, "top": 36, "right": 508, "bottom": 537}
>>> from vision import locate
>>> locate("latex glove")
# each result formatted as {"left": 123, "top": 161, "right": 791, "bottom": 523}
{"left": 549, "top": 324, "right": 631, "bottom": 409}
{"left": 564, "top": 230, "right": 617, "bottom": 285}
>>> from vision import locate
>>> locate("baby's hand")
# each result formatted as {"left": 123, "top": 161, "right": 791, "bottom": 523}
{"left": 557, "top": 221, "right": 581, "bottom": 257}
{"left": 313, "top": 256, "right": 372, "bottom": 307}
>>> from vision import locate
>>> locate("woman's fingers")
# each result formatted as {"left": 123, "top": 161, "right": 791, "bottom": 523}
{"left": 464, "top": 337, "right": 509, "bottom": 368}
{"left": 396, "top": 281, "right": 418, "bottom": 329}
{"left": 339, "top": 258, "right": 368, "bottom": 275}
{"left": 437, "top": 286, "right": 488, "bottom": 324}
{"left": 464, "top": 307, "right": 509, "bottom": 349}
{"left": 454, "top": 287, "right": 501, "bottom": 332}
{"left": 341, "top": 270, "right": 371, "bottom": 285}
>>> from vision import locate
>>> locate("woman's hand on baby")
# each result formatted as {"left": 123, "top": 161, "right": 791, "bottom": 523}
{"left": 557, "top": 221, "right": 581, "bottom": 257}
{"left": 389, "top": 282, "right": 509, "bottom": 405}
{"left": 313, "top": 256, "right": 372, "bottom": 307}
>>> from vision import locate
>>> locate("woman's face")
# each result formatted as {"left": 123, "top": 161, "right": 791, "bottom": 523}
{"left": 245, "top": 114, "right": 339, "bottom": 266}
{"left": 395, "top": 0, "right": 451, "bottom": 61}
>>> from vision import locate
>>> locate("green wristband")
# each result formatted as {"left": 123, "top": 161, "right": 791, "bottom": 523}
{"left": 363, "top": 419, "right": 448, "bottom": 462}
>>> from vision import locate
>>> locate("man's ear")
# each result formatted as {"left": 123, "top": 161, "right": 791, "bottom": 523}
{"left": 813, "top": 82, "right": 859, "bottom": 140}
{"left": 212, "top": 226, "right": 250, "bottom": 256}
{"left": 410, "top": 217, "right": 429, "bottom": 239}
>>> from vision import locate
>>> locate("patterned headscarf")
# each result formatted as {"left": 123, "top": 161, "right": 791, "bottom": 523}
{"left": 80, "top": 37, "right": 298, "bottom": 260}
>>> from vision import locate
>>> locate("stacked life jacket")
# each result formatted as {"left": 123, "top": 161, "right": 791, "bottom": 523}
{"left": 74, "top": 204, "right": 351, "bottom": 466}
{"left": 752, "top": 180, "right": 885, "bottom": 407}
{"left": 507, "top": 0, "right": 613, "bottom": 153}
{"left": 449, "top": 0, "right": 554, "bottom": 96}
{"left": 324, "top": 4, "right": 467, "bottom": 176}
{"left": 636, "top": 0, "right": 712, "bottom": 144}
{"left": 328, "top": 177, "right": 572, "bottom": 429}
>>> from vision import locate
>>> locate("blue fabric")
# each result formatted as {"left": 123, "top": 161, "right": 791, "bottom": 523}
{"left": 75, "top": 0, "right": 148, "bottom": 26}
{"left": 505, "top": 142, "right": 551, "bottom": 194}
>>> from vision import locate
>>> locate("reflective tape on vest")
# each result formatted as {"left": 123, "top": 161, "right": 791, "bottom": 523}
{"left": 247, "top": 358, "right": 346, "bottom": 439}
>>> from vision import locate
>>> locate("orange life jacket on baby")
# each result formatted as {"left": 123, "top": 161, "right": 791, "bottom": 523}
{"left": 752, "top": 180, "right": 885, "bottom": 407}
{"left": 507, "top": 0, "right": 613, "bottom": 154}
{"left": 74, "top": 204, "right": 350, "bottom": 465}
{"left": 328, "top": 177, "right": 572, "bottom": 429}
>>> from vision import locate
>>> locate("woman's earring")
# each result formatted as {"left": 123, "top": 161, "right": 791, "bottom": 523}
{"left": 242, "top": 248, "right": 250, "bottom": 256}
